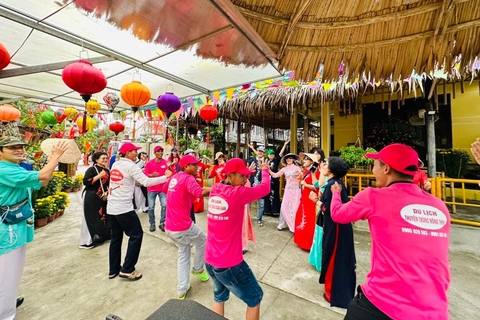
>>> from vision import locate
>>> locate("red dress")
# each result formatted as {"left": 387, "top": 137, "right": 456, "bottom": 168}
{"left": 193, "top": 163, "right": 210, "bottom": 212}
{"left": 168, "top": 155, "right": 180, "bottom": 174}
{"left": 294, "top": 169, "right": 320, "bottom": 250}
{"left": 209, "top": 164, "right": 226, "bottom": 184}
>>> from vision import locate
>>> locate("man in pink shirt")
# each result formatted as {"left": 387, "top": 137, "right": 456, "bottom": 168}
{"left": 329, "top": 144, "right": 450, "bottom": 320}
{"left": 164, "top": 155, "right": 211, "bottom": 300}
{"left": 205, "top": 158, "right": 270, "bottom": 320}
{"left": 144, "top": 145, "right": 168, "bottom": 232}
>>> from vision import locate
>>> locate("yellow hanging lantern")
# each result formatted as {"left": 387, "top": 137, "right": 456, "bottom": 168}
{"left": 76, "top": 116, "right": 96, "bottom": 132}
{"left": 86, "top": 99, "right": 101, "bottom": 117}
{"left": 64, "top": 107, "right": 78, "bottom": 122}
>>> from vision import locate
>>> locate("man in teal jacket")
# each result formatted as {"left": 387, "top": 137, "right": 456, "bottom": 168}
{"left": 0, "top": 136, "right": 67, "bottom": 319}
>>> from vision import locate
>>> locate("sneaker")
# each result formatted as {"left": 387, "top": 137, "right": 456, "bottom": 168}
{"left": 178, "top": 285, "right": 191, "bottom": 300}
{"left": 191, "top": 269, "right": 209, "bottom": 282}
{"left": 159, "top": 223, "right": 165, "bottom": 232}
{"left": 79, "top": 243, "right": 95, "bottom": 249}
{"left": 149, "top": 224, "right": 156, "bottom": 232}
{"left": 277, "top": 225, "right": 286, "bottom": 231}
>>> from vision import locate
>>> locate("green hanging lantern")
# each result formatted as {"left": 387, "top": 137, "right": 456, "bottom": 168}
{"left": 41, "top": 110, "right": 58, "bottom": 127}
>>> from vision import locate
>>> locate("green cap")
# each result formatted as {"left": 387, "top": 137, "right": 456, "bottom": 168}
{"left": 0, "top": 136, "right": 28, "bottom": 147}
{"left": 267, "top": 149, "right": 275, "bottom": 155}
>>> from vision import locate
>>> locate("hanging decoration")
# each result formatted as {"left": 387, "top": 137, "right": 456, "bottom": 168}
{"left": 199, "top": 104, "right": 218, "bottom": 144}
{"left": 156, "top": 92, "right": 181, "bottom": 117}
{"left": 54, "top": 109, "right": 67, "bottom": 123}
{"left": 0, "top": 104, "right": 21, "bottom": 123}
{"left": 109, "top": 122, "right": 125, "bottom": 136}
{"left": 86, "top": 99, "right": 101, "bottom": 117}
{"left": 0, "top": 42, "right": 11, "bottom": 71}
{"left": 0, "top": 104, "right": 21, "bottom": 136}
{"left": 62, "top": 60, "right": 107, "bottom": 102}
{"left": 103, "top": 92, "right": 120, "bottom": 112}
{"left": 62, "top": 60, "right": 107, "bottom": 134}
{"left": 64, "top": 107, "right": 78, "bottom": 122}
{"left": 121, "top": 75, "right": 151, "bottom": 140}
{"left": 76, "top": 116, "right": 96, "bottom": 132}
{"left": 41, "top": 110, "right": 58, "bottom": 128}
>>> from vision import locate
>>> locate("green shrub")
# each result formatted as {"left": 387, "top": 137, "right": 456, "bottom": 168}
{"left": 338, "top": 146, "right": 377, "bottom": 167}
{"left": 436, "top": 149, "right": 472, "bottom": 178}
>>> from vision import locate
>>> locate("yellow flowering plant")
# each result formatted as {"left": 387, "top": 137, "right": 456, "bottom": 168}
{"left": 34, "top": 197, "right": 55, "bottom": 219}
{"left": 73, "top": 174, "right": 83, "bottom": 188}
{"left": 52, "top": 192, "right": 69, "bottom": 211}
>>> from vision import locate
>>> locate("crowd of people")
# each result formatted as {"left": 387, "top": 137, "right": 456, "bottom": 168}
{"left": 2, "top": 134, "right": 470, "bottom": 319}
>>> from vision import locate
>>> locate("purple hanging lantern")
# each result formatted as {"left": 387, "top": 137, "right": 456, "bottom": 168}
{"left": 156, "top": 92, "right": 181, "bottom": 117}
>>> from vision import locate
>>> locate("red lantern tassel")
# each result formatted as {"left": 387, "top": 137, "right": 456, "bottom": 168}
{"left": 207, "top": 132, "right": 210, "bottom": 144}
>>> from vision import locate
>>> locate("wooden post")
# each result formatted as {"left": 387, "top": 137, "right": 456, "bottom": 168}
{"left": 321, "top": 102, "right": 331, "bottom": 156}
{"left": 290, "top": 107, "right": 298, "bottom": 154}
{"left": 222, "top": 113, "right": 226, "bottom": 152}
{"left": 425, "top": 79, "right": 437, "bottom": 178}
{"left": 303, "top": 115, "right": 309, "bottom": 152}
{"left": 236, "top": 111, "right": 241, "bottom": 158}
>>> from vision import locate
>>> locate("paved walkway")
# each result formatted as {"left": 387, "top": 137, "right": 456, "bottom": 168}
{"left": 15, "top": 181, "right": 480, "bottom": 320}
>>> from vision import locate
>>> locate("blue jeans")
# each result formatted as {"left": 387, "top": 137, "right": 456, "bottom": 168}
{"left": 256, "top": 198, "right": 265, "bottom": 223}
{"left": 206, "top": 260, "right": 263, "bottom": 307}
{"left": 147, "top": 191, "right": 166, "bottom": 225}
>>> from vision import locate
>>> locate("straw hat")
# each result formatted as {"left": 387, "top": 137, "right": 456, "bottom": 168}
{"left": 40, "top": 138, "right": 81, "bottom": 164}
{"left": 299, "top": 152, "right": 319, "bottom": 164}
{"left": 280, "top": 153, "right": 299, "bottom": 166}
{"left": 215, "top": 152, "right": 225, "bottom": 160}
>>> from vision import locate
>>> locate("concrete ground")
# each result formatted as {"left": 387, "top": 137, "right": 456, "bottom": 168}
{"left": 15, "top": 181, "right": 480, "bottom": 319}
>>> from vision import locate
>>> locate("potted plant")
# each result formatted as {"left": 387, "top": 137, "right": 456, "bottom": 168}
{"left": 55, "top": 192, "right": 69, "bottom": 215}
{"left": 45, "top": 172, "right": 63, "bottom": 197}
{"left": 62, "top": 177, "right": 73, "bottom": 192}
{"left": 338, "top": 146, "right": 377, "bottom": 172}
{"left": 34, "top": 197, "right": 53, "bottom": 228}
{"left": 72, "top": 174, "right": 83, "bottom": 192}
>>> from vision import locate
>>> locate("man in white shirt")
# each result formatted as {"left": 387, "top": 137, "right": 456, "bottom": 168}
{"left": 107, "top": 143, "right": 171, "bottom": 281}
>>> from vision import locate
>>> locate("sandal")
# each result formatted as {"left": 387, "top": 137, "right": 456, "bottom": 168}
{"left": 257, "top": 222, "right": 264, "bottom": 227}
{"left": 119, "top": 270, "right": 142, "bottom": 281}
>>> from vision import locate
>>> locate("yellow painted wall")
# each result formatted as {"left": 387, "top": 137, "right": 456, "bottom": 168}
{"left": 449, "top": 81, "right": 480, "bottom": 156}
{"left": 332, "top": 80, "right": 480, "bottom": 155}
{"left": 333, "top": 103, "right": 363, "bottom": 149}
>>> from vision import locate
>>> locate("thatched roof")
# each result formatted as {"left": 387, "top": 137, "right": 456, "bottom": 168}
{"left": 231, "top": 0, "right": 480, "bottom": 82}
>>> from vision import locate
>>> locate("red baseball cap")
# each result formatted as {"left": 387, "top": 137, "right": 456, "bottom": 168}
{"left": 179, "top": 155, "right": 200, "bottom": 169}
{"left": 154, "top": 145, "right": 164, "bottom": 152}
{"left": 224, "top": 158, "right": 255, "bottom": 175}
{"left": 366, "top": 143, "right": 418, "bottom": 176}
{"left": 119, "top": 142, "right": 141, "bottom": 154}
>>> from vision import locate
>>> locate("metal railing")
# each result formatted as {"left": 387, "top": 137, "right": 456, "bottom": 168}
{"left": 343, "top": 173, "right": 480, "bottom": 227}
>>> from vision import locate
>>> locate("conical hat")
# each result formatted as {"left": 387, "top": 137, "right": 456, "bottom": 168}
{"left": 41, "top": 139, "right": 81, "bottom": 164}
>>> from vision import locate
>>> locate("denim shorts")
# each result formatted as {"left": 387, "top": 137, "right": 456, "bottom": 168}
{"left": 205, "top": 260, "right": 263, "bottom": 308}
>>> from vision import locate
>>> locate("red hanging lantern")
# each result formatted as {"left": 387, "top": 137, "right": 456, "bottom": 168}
{"left": 199, "top": 105, "right": 218, "bottom": 144}
{"left": 109, "top": 122, "right": 125, "bottom": 136}
{"left": 0, "top": 42, "right": 11, "bottom": 71}
{"left": 62, "top": 60, "right": 107, "bottom": 102}
{"left": 0, "top": 104, "right": 21, "bottom": 123}
{"left": 199, "top": 105, "right": 218, "bottom": 122}
{"left": 54, "top": 109, "right": 67, "bottom": 123}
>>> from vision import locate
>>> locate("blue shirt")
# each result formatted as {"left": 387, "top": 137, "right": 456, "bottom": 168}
{"left": 0, "top": 161, "right": 42, "bottom": 255}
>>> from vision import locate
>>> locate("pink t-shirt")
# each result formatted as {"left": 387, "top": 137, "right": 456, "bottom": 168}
{"left": 205, "top": 170, "right": 270, "bottom": 268}
{"left": 330, "top": 182, "right": 450, "bottom": 320}
{"left": 143, "top": 158, "right": 168, "bottom": 192}
{"left": 164, "top": 171, "right": 203, "bottom": 232}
